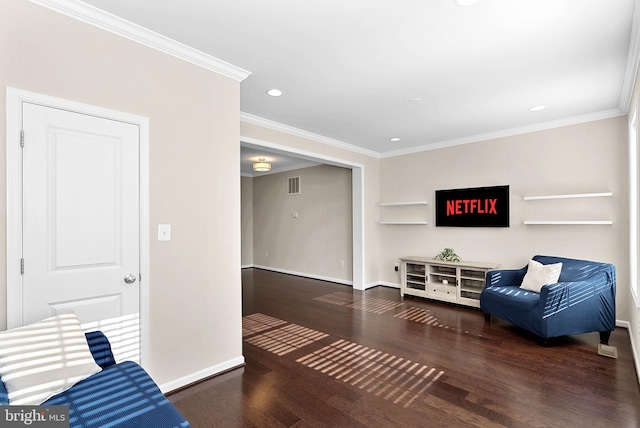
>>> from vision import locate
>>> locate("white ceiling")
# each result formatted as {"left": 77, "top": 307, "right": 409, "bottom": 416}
{"left": 80, "top": 0, "right": 638, "bottom": 161}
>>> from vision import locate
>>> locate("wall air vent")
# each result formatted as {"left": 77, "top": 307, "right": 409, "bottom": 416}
{"left": 288, "top": 176, "right": 300, "bottom": 195}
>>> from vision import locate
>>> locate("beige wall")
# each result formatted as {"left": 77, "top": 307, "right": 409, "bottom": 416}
{"left": 251, "top": 165, "right": 352, "bottom": 282}
{"left": 241, "top": 176, "right": 254, "bottom": 266}
{"left": 0, "top": 0, "right": 243, "bottom": 386}
{"left": 380, "top": 117, "right": 629, "bottom": 321}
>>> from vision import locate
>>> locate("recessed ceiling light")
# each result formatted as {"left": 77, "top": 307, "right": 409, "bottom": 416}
{"left": 389, "top": 137, "right": 401, "bottom": 142}
{"left": 529, "top": 105, "right": 548, "bottom": 112}
{"left": 409, "top": 98, "right": 422, "bottom": 103}
{"left": 454, "top": 0, "right": 480, "bottom": 6}
{"left": 266, "top": 89, "right": 283, "bottom": 97}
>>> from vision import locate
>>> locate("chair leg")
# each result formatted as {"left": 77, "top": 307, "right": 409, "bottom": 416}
{"left": 483, "top": 313, "right": 491, "bottom": 322}
{"left": 599, "top": 331, "right": 611, "bottom": 345}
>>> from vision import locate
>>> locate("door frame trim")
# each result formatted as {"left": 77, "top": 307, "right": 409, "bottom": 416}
{"left": 5, "top": 87, "right": 150, "bottom": 367}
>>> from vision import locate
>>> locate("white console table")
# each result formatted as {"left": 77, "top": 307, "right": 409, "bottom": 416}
{"left": 399, "top": 257, "right": 499, "bottom": 308}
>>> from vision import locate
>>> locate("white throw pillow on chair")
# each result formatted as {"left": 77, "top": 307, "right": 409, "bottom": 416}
{"left": 0, "top": 313, "right": 101, "bottom": 405}
{"left": 520, "top": 259, "right": 563, "bottom": 293}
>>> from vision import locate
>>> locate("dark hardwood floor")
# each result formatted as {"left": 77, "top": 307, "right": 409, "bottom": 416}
{"left": 169, "top": 268, "right": 640, "bottom": 427}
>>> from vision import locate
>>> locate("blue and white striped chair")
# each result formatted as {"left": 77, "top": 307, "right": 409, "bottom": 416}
{"left": 0, "top": 331, "right": 190, "bottom": 428}
{"left": 480, "top": 255, "right": 616, "bottom": 346}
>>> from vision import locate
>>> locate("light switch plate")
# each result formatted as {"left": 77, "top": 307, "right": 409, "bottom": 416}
{"left": 158, "top": 224, "right": 171, "bottom": 241}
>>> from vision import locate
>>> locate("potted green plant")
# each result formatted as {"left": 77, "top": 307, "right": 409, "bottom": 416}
{"left": 434, "top": 248, "right": 460, "bottom": 263}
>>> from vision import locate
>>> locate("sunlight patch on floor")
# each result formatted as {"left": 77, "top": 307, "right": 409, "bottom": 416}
{"left": 347, "top": 298, "right": 404, "bottom": 314}
{"left": 242, "top": 313, "right": 288, "bottom": 337}
{"left": 394, "top": 307, "right": 442, "bottom": 325}
{"left": 312, "top": 292, "right": 354, "bottom": 306}
{"left": 297, "top": 339, "right": 445, "bottom": 408}
{"left": 314, "top": 292, "right": 403, "bottom": 314}
{"left": 242, "top": 314, "right": 328, "bottom": 356}
{"left": 394, "top": 307, "right": 485, "bottom": 338}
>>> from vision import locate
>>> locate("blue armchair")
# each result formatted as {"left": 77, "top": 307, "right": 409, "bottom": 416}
{"left": 480, "top": 255, "right": 616, "bottom": 345}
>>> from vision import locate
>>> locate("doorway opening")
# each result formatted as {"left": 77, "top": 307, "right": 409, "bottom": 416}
{"left": 240, "top": 136, "right": 365, "bottom": 290}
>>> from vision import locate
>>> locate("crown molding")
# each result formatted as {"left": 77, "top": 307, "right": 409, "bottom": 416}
{"left": 619, "top": 0, "right": 640, "bottom": 113}
{"left": 380, "top": 108, "right": 626, "bottom": 158}
{"left": 27, "top": 0, "right": 251, "bottom": 82}
{"left": 242, "top": 108, "right": 626, "bottom": 161}
{"left": 240, "top": 112, "right": 381, "bottom": 159}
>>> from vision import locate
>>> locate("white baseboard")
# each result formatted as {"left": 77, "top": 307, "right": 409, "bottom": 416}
{"left": 375, "top": 281, "right": 401, "bottom": 289}
{"left": 243, "top": 266, "right": 399, "bottom": 290}
{"left": 361, "top": 281, "right": 378, "bottom": 290}
{"left": 617, "top": 320, "right": 640, "bottom": 385}
{"left": 617, "top": 320, "right": 630, "bottom": 329}
{"left": 359, "top": 281, "right": 400, "bottom": 290}
{"left": 252, "top": 265, "right": 353, "bottom": 286}
{"left": 159, "top": 355, "right": 245, "bottom": 394}
{"left": 631, "top": 329, "right": 640, "bottom": 386}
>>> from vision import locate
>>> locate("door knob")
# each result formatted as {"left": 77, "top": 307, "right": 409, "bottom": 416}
{"left": 124, "top": 274, "right": 137, "bottom": 284}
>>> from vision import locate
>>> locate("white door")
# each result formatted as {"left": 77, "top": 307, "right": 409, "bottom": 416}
{"left": 21, "top": 102, "right": 141, "bottom": 363}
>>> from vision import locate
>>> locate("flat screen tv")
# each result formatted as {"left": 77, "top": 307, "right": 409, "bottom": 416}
{"left": 435, "top": 185, "right": 509, "bottom": 227}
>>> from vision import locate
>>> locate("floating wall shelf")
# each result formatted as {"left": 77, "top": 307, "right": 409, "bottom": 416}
{"left": 523, "top": 192, "right": 612, "bottom": 201}
{"left": 380, "top": 221, "right": 428, "bottom": 225}
{"left": 380, "top": 201, "right": 428, "bottom": 206}
{"left": 523, "top": 220, "right": 613, "bottom": 225}
{"left": 380, "top": 200, "right": 428, "bottom": 225}
{"left": 522, "top": 192, "right": 613, "bottom": 225}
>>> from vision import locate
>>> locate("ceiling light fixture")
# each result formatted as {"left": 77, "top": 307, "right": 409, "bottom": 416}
{"left": 253, "top": 158, "right": 271, "bottom": 172}
{"left": 529, "top": 105, "right": 548, "bottom": 112}
{"left": 266, "top": 88, "right": 283, "bottom": 97}
{"left": 454, "top": 0, "right": 480, "bottom": 6}
{"left": 389, "top": 137, "right": 401, "bottom": 142}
